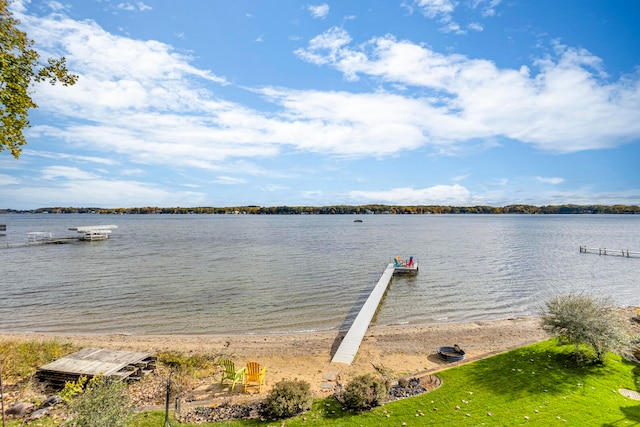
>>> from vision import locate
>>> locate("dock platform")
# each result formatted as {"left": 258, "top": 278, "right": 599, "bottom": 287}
{"left": 331, "top": 263, "right": 396, "bottom": 365}
{"left": 36, "top": 348, "right": 156, "bottom": 387}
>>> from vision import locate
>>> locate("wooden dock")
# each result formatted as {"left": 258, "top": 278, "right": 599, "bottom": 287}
{"left": 1, "top": 224, "right": 117, "bottom": 249}
{"left": 580, "top": 245, "right": 640, "bottom": 258}
{"left": 331, "top": 263, "right": 396, "bottom": 365}
{"left": 36, "top": 348, "right": 156, "bottom": 387}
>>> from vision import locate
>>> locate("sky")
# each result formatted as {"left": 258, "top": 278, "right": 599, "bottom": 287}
{"left": 1, "top": 0, "right": 640, "bottom": 209}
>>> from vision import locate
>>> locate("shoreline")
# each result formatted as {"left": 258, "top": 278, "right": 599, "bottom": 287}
{"left": 1, "top": 317, "right": 550, "bottom": 398}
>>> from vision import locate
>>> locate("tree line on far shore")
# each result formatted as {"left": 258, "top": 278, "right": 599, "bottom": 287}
{"left": 2, "top": 204, "right": 639, "bottom": 215}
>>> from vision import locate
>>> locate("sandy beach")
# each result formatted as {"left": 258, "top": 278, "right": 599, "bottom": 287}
{"left": 1, "top": 317, "right": 551, "bottom": 405}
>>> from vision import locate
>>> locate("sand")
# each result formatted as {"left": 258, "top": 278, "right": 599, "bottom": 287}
{"left": 0, "top": 317, "right": 549, "bottom": 403}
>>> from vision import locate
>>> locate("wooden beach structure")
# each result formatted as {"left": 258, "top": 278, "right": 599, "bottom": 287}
{"left": 0, "top": 223, "right": 6, "bottom": 236}
{"left": 332, "top": 260, "right": 417, "bottom": 365}
{"left": 580, "top": 245, "right": 640, "bottom": 258}
{"left": 36, "top": 348, "right": 156, "bottom": 387}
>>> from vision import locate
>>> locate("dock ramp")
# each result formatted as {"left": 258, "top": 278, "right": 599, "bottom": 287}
{"left": 331, "top": 263, "right": 396, "bottom": 365}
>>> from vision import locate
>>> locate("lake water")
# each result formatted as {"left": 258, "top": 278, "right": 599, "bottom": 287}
{"left": 0, "top": 214, "right": 638, "bottom": 335}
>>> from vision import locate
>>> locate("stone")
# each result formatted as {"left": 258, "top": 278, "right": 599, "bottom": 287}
{"left": 42, "top": 395, "right": 62, "bottom": 407}
{"left": 29, "top": 408, "right": 49, "bottom": 420}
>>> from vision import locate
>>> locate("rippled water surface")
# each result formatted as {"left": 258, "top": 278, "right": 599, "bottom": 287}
{"left": 1, "top": 214, "right": 638, "bottom": 334}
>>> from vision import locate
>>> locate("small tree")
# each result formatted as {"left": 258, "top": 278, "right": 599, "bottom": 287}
{"left": 540, "top": 292, "right": 629, "bottom": 364}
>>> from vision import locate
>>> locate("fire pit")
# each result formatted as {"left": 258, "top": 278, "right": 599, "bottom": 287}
{"left": 437, "top": 344, "right": 465, "bottom": 362}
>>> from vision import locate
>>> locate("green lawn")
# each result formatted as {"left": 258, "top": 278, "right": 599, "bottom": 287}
{"left": 128, "top": 340, "right": 640, "bottom": 427}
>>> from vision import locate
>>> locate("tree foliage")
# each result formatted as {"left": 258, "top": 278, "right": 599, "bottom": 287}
{"left": 540, "top": 293, "right": 629, "bottom": 363}
{"left": 0, "top": 0, "right": 77, "bottom": 158}
{"left": 3, "top": 203, "right": 640, "bottom": 215}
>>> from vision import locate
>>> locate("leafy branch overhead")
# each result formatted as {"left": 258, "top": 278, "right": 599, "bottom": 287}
{"left": 0, "top": 0, "right": 78, "bottom": 159}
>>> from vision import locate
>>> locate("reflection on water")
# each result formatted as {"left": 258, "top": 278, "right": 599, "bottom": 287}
{"left": 0, "top": 214, "right": 638, "bottom": 334}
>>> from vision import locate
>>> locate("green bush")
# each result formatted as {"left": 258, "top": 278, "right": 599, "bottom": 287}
{"left": 70, "top": 375, "right": 132, "bottom": 427}
{"left": 341, "top": 374, "right": 387, "bottom": 411}
{"left": 261, "top": 378, "right": 313, "bottom": 420}
{"left": 60, "top": 375, "right": 88, "bottom": 402}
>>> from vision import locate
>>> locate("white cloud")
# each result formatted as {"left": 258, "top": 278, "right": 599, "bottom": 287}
{"left": 307, "top": 4, "right": 329, "bottom": 19}
{"left": 116, "top": 2, "right": 152, "bottom": 12}
{"left": 471, "top": 0, "right": 502, "bottom": 17}
{"left": 451, "top": 174, "right": 470, "bottom": 182}
{"left": 3, "top": 179, "right": 205, "bottom": 208}
{"left": 41, "top": 166, "right": 100, "bottom": 180}
{"left": 415, "top": 0, "right": 456, "bottom": 19}
{"left": 294, "top": 27, "right": 353, "bottom": 67}
{"left": 23, "top": 11, "right": 640, "bottom": 174}
{"left": 296, "top": 30, "right": 640, "bottom": 153}
{"left": 0, "top": 174, "right": 20, "bottom": 185}
{"left": 412, "top": 0, "right": 501, "bottom": 33}
{"left": 536, "top": 176, "right": 564, "bottom": 185}
{"left": 350, "top": 184, "right": 471, "bottom": 205}
{"left": 215, "top": 176, "right": 247, "bottom": 185}
{"left": 23, "top": 149, "right": 117, "bottom": 165}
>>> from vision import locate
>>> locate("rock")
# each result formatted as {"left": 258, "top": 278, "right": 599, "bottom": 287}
{"left": 42, "top": 395, "right": 62, "bottom": 407}
{"left": 6, "top": 401, "right": 34, "bottom": 417}
{"left": 29, "top": 408, "right": 49, "bottom": 420}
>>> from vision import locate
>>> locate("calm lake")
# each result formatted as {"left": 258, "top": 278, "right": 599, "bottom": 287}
{"left": 0, "top": 214, "right": 638, "bottom": 335}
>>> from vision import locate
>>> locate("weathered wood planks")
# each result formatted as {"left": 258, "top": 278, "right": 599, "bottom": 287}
{"left": 36, "top": 348, "right": 157, "bottom": 387}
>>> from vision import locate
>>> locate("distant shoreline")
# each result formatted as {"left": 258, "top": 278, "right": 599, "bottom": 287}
{"left": 2, "top": 203, "right": 640, "bottom": 215}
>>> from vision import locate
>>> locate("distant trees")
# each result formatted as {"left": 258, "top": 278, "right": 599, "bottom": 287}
{"left": 0, "top": 0, "right": 78, "bottom": 158}
{"left": 2, "top": 204, "right": 640, "bottom": 215}
{"left": 540, "top": 293, "right": 629, "bottom": 364}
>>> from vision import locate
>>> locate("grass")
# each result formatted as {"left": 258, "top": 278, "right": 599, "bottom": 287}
{"left": 3, "top": 339, "right": 640, "bottom": 426}
{"left": 0, "top": 339, "right": 77, "bottom": 380}
{"left": 130, "top": 340, "right": 640, "bottom": 426}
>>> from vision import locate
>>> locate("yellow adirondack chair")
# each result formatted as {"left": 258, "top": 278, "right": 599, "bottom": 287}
{"left": 244, "top": 361, "right": 266, "bottom": 393}
{"left": 219, "top": 359, "right": 246, "bottom": 391}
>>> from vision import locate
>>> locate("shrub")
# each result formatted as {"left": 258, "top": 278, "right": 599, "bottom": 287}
{"left": 60, "top": 375, "right": 88, "bottom": 402}
{"left": 341, "top": 374, "right": 387, "bottom": 411}
{"left": 261, "top": 379, "right": 313, "bottom": 420}
{"left": 540, "top": 292, "right": 629, "bottom": 364}
{"left": 70, "top": 375, "right": 132, "bottom": 427}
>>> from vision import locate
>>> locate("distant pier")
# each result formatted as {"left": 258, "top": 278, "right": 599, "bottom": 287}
{"left": 1, "top": 225, "right": 117, "bottom": 249}
{"left": 580, "top": 245, "right": 639, "bottom": 258}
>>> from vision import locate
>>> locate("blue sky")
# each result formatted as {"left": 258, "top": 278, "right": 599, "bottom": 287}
{"left": 2, "top": 0, "right": 639, "bottom": 209}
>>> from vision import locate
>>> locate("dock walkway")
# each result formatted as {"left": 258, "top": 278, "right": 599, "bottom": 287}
{"left": 580, "top": 245, "right": 640, "bottom": 258}
{"left": 331, "top": 263, "right": 396, "bottom": 365}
